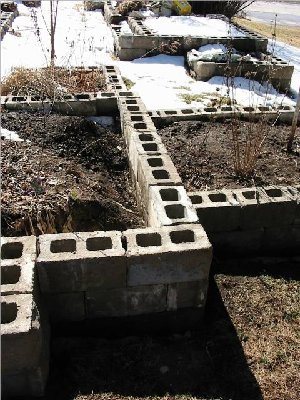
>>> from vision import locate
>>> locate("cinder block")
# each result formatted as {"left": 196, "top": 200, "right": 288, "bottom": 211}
{"left": 37, "top": 231, "right": 126, "bottom": 293}
{"left": 117, "top": 46, "right": 149, "bottom": 61}
{"left": 125, "top": 224, "right": 212, "bottom": 286}
{"left": 188, "top": 189, "right": 240, "bottom": 232}
{"left": 136, "top": 154, "right": 182, "bottom": 208}
{"left": 167, "top": 280, "right": 208, "bottom": 311}
{"left": 117, "top": 34, "right": 159, "bottom": 49}
{"left": 128, "top": 134, "right": 168, "bottom": 176}
{"left": 1, "top": 294, "right": 49, "bottom": 373}
{"left": 53, "top": 94, "right": 97, "bottom": 116}
{"left": 148, "top": 186, "right": 198, "bottom": 227}
{"left": 209, "top": 228, "right": 264, "bottom": 256}
{"left": 44, "top": 292, "right": 85, "bottom": 322}
{"left": 86, "top": 284, "right": 167, "bottom": 317}
{"left": 124, "top": 118, "right": 159, "bottom": 145}
{"left": 262, "top": 225, "right": 300, "bottom": 255}
{"left": 233, "top": 186, "right": 296, "bottom": 229}
{"left": 1, "top": 236, "right": 36, "bottom": 295}
{"left": 96, "top": 93, "right": 118, "bottom": 114}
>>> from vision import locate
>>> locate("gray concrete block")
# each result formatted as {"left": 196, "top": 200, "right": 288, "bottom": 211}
{"left": 96, "top": 93, "right": 118, "bottom": 115}
{"left": 125, "top": 224, "right": 212, "bottom": 286}
{"left": 148, "top": 186, "right": 199, "bottom": 227}
{"left": 117, "top": 46, "right": 150, "bottom": 61}
{"left": 53, "top": 94, "right": 97, "bottom": 116}
{"left": 1, "top": 236, "right": 37, "bottom": 295}
{"left": 209, "top": 228, "right": 264, "bottom": 256}
{"left": 86, "top": 284, "right": 167, "bottom": 317}
{"left": 262, "top": 225, "right": 300, "bottom": 255}
{"left": 37, "top": 231, "right": 126, "bottom": 293}
{"left": 128, "top": 134, "right": 168, "bottom": 176}
{"left": 1, "top": 294, "right": 47, "bottom": 372}
{"left": 117, "top": 34, "right": 159, "bottom": 49}
{"left": 44, "top": 292, "right": 85, "bottom": 322}
{"left": 233, "top": 186, "right": 296, "bottom": 229}
{"left": 167, "top": 280, "right": 208, "bottom": 311}
{"left": 136, "top": 154, "right": 182, "bottom": 208}
{"left": 188, "top": 189, "right": 240, "bottom": 232}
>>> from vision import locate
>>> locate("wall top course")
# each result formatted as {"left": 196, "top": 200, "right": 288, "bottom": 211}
{"left": 124, "top": 224, "right": 211, "bottom": 256}
{"left": 37, "top": 231, "right": 125, "bottom": 263}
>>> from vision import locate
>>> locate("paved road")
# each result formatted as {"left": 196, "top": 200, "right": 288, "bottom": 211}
{"left": 246, "top": 1, "right": 300, "bottom": 26}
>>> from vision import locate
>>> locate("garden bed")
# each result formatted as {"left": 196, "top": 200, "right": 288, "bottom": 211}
{"left": 1, "top": 111, "right": 144, "bottom": 236}
{"left": 158, "top": 119, "right": 300, "bottom": 191}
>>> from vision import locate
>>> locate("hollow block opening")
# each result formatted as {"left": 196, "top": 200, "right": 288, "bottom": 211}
{"left": 139, "top": 133, "right": 154, "bottom": 142}
{"left": 50, "top": 239, "right": 76, "bottom": 253}
{"left": 190, "top": 194, "right": 203, "bottom": 204}
{"left": 152, "top": 169, "right": 170, "bottom": 180}
{"left": 136, "top": 232, "right": 162, "bottom": 247}
{"left": 142, "top": 143, "right": 158, "bottom": 152}
{"left": 165, "top": 204, "right": 185, "bottom": 219}
{"left": 86, "top": 237, "right": 113, "bottom": 251}
{"left": 208, "top": 193, "right": 227, "bottom": 203}
{"left": 1, "top": 242, "right": 23, "bottom": 260}
{"left": 1, "top": 265, "right": 21, "bottom": 285}
{"left": 170, "top": 229, "right": 195, "bottom": 244}
{"left": 147, "top": 157, "right": 163, "bottom": 167}
{"left": 1, "top": 302, "right": 18, "bottom": 324}
{"left": 265, "top": 188, "right": 283, "bottom": 198}
{"left": 160, "top": 188, "right": 179, "bottom": 201}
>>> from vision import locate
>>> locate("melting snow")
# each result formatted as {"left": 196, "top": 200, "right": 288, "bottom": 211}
{"left": 143, "top": 16, "right": 246, "bottom": 37}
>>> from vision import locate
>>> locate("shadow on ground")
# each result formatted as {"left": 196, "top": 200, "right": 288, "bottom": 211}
{"left": 40, "top": 272, "right": 264, "bottom": 400}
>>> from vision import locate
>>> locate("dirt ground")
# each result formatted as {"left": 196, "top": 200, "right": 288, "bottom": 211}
{"left": 1, "top": 111, "right": 144, "bottom": 236}
{"left": 40, "top": 261, "right": 300, "bottom": 400}
{"left": 158, "top": 119, "right": 300, "bottom": 191}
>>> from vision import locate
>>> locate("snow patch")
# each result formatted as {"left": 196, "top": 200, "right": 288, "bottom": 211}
{"left": 1, "top": 128, "right": 24, "bottom": 142}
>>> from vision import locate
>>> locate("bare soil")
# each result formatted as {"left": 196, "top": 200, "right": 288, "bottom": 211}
{"left": 158, "top": 119, "right": 300, "bottom": 191}
{"left": 1, "top": 111, "right": 144, "bottom": 236}
{"left": 42, "top": 261, "right": 300, "bottom": 400}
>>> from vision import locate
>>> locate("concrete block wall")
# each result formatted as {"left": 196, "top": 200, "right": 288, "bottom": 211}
{"left": 149, "top": 105, "right": 299, "bottom": 125}
{"left": 188, "top": 55, "right": 294, "bottom": 92}
{"left": 35, "top": 225, "right": 212, "bottom": 321}
{"left": 1, "top": 8, "right": 18, "bottom": 40}
{"left": 188, "top": 185, "right": 300, "bottom": 256}
{"left": 116, "top": 89, "right": 202, "bottom": 228}
{"left": 1, "top": 236, "right": 50, "bottom": 397}
{"left": 104, "top": 0, "right": 124, "bottom": 24}
{"left": 111, "top": 16, "right": 268, "bottom": 61}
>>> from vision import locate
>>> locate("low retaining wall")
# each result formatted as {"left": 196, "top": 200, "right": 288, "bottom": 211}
{"left": 188, "top": 55, "right": 294, "bottom": 92}
{"left": 112, "top": 16, "right": 268, "bottom": 61}
{"left": 188, "top": 185, "right": 300, "bottom": 256}
{"left": 149, "top": 104, "right": 299, "bottom": 125}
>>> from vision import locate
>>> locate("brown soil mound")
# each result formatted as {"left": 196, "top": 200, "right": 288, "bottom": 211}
{"left": 1, "top": 111, "right": 144, "bottom": 236}
{"left": 158, "top": 119, "right": 300, "bottom": 191}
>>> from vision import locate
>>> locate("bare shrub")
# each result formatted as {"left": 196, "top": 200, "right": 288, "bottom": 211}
{"left": 158, "top": 40, "right": 182, "bottom": 55}
{"left": 83, "top": 1, "right": 103, "bottom": 11}
{"left": 116, "top": 0, "right": 145, "bottom": 16}
{"left": 191, "top": 1, "right": 254, "bottom": 19}
{"left": 1, "top": 67, "right": 106, "bottom": 97}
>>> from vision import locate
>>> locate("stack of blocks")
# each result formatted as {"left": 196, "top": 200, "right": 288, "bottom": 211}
{"left": 1, "top": 236, "right": 50, "bottom": 397}
{"left": 37, "top": 226, "right": 212, "bottom": 321}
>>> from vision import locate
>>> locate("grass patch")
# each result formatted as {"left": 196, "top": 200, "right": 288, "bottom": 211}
{"left": 122, "top": 77, "right": 135, "bottom": 90}
{"left": 234, "top": 17, "right": 300, "bottom": 48}
{"left": 1, "top": 67, "right": 106, "bottom": 97}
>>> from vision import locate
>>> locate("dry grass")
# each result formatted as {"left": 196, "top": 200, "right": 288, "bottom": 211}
{"left": 1, "top": 67, "right": 106, "bottom": 97}
{"left": 217, "top": 272, "right": 300, "bottom": 400}
{"left": 234, "top": 17, "right": 300, "bottom": 48}
{"left": 116, "top": 0, "right": 145, "bottom": 16}
{"left": 44, "top": 263, "right": 299, "bottom": 400}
